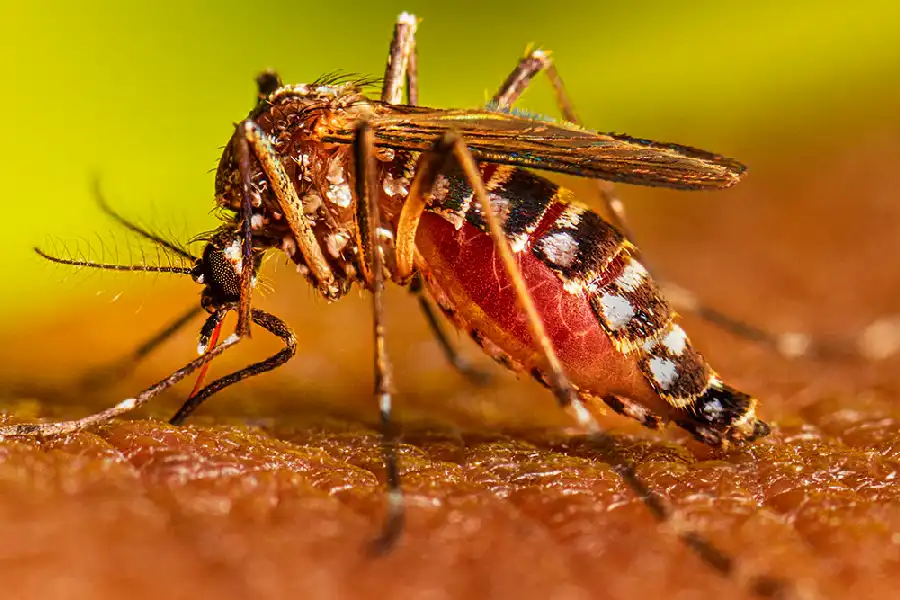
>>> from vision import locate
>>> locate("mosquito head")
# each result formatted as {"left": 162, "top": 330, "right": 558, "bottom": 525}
{"left": 192, "top": 230, "right": 262, "bottom": 311}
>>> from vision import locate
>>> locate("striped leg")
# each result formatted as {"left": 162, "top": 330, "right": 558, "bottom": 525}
{"left": 0, "top": 328, "right": 244, "bottom": 437}
{"left": 490, "top": 49, "right": 858, "bottom": 362}
{"left": 353, "top": 121, "right": 404, "bottom": 553}
{"left": 169, "top": 309, "right": 297, "bottom": 425}
{"left": 0, "top": 308, "right": 296, "bottom": 437}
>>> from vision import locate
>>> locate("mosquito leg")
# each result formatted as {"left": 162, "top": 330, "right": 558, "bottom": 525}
{"left": 409, "top": 275, "right": 492, "bottom": 385}
{"left": 178, "top": 309, "right": 227, "bottom": 415}
{"left": 0, "top": 332, "right": 243, "bottom": 437}
{"left": 232, "top": 127, "right": 257, "bottom": 337}
{"left": 169, "top": 308, "right": 297, "bottom": 425}
{"left": 492, "top": 49, "right": 579, "bottom": 123}
{"left": 235, "top": 120, "right": 338, "bottom": 299}
{"left": 79, "top": 304, "right": 203, "bottom": 389}
{"left": 381, "top": 12, "right": 418, "bottom": 105}
{"left": 397, "top": 129, "right": 592, "bottom": 422}
{"left": 591, "top": 428, "right": 787, "bottom": 599}
{"left": 661, "top": 282, "right": 859, "bottom": 361}
{"left": 491, "top": 50, "right": 862, "bottom": 363}
{"left": 352, "top": 121, "right": 405, "bottom": 553}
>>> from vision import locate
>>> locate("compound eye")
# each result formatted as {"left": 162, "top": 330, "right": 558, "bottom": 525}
{"left": 199, "top": 238, "right": 244, "bottom": 301}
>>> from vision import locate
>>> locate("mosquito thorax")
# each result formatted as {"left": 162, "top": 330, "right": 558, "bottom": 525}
{"left": 212, "top": 81, "right": 377, "bottom": 302}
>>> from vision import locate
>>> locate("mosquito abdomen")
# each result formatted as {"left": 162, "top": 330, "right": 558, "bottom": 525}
{"left": 414, "top": 164, "right": 767, "bottom": 445}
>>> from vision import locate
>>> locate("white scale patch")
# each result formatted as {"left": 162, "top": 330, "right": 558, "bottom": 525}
{"left": 701, "top": 398, "right": 724, "bottom": 419}
{"left": 473, "top": 192, "right": 511, "bottom": 229}
{"left": 116, "top": 398, "right": 138, "bottom": 411}
{"left": 326, "top": 160, "right": 345, "bottom": 186}
{"left": 314, "top": 86, "right": 338, "bottom": 97}
{"left": 327, "top": 183, "right": 353, "bottom": 208}
{"left": 539, "top": 232, "right": 580, "bottom": 268}
{"left": 555, "top": 207, "right": 583, "bottom": 230}
{"left": 428, "top": 175, "right": 451, "bottom": 204}
{"left": 599, "top": 292, "right": 635, "bottom": 330}
{"left": 223, "top": 239, "right": 243, "bottom": 274}
{"left": 648, "top": 356, "right": 678, "bottom": 390}
{"left": 326, "top": 231, "right": 350, "bottom": 257}
{"left": 661, "top": 325, "right": 688, "bottom": 355}
{"left": 615, "top": 260, "right": 648, "bottom": 292}
{"left": 382, "top": 171, "right": 409, "bottom": 197}
{"left": 325, "top": 159, "right": 353, "bottom": 207}
{"left": 508, "top": 233, "right": 529, "bottom": 254}
{"left": 282, "top": 237, "right": 297, "bottom": 258}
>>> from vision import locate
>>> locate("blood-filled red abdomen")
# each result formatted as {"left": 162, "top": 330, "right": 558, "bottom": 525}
{"left": 415, "top": 212, "right": 659, "bottom": 407}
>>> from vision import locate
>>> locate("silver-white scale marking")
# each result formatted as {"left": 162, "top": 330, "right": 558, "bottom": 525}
{"left": 701, "top": 398, "right": 724, "bottom": 419}
{"left": 223, "top": 239, "right": 243, "bottom": 274}
{"left": 661, "top": 325, "right": 688, "bottom": 355}
{"left": 599, "top": 292, "right": 635, "bottom": 330}
{"left": 327, "top": 183, "right": 353, "bottom": 208}
{"left": 554, "top": 206, "right": 583, "bottom": 230}
{"left": 615, "top": 260, "right": 648, "bottom": 292}
{"left": 539, "top": 232, "right": 580, "bottom": 268}
{"left": 648, "top": 356, "right": 678, "bottom": 390}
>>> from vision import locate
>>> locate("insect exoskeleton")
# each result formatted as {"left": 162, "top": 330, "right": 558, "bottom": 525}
{"left": 212, "top": 79, "right": 769, "bottom": 449}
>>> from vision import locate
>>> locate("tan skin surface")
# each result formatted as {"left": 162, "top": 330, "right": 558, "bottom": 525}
{"left": 1, "top": 133, "right": 900, "bottom": 599}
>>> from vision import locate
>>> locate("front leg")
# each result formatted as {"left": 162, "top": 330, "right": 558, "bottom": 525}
{"left": 234, "top": 120, "right": 339, "bottom": 300}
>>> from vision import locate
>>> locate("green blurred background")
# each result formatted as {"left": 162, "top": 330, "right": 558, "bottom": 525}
{"left": 2, "top": 0, "right": 899, "bottom": 319}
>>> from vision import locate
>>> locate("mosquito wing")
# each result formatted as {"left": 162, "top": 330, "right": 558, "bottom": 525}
{"left": 322, "top": 107, "right": 745, "bottom": 190}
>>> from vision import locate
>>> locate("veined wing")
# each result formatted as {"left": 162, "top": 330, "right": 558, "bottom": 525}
{"left": 321, "top": 108, "right": 745, "bottom": 190}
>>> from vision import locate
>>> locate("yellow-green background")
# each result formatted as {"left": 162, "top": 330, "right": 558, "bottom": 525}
{"left": 2, "top": 0, "right": 899, "bottom": 319}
